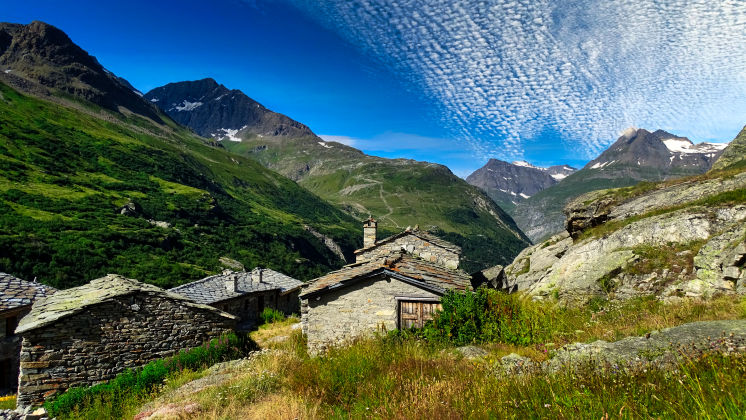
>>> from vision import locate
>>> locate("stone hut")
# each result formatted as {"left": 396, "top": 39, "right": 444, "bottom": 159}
{"left": 0, "top": 273, "right": 56, "bottom": 395}
{"left": 169, "top": 268, "right": 303, "bottom": 330}
{"left": 301, "top": 251, "right": 472, "bottom": 354}
{"left": 15, "top": 275, "right": 236, "bottom": 408}
{"left": 354, "top": 218, "right": 461, "bottom": 269}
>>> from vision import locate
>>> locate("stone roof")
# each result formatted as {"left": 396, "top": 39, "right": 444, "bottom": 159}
{"left": 168, "top": 268, "right": 303, "bottom": 306}
{"left": 354, "top": 228, "right": 462, "bottom": 255}
{"left": 0, "top": 272, "right": 56, "bottom": 313}
{"left": 16, "top": 274, "right": 237, "bottom": 334}
{"left": 300, "top": 252, "right": 472, "bottom": 298}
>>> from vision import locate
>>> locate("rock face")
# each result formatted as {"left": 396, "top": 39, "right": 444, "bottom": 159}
{"left": 466, "top": 159, "right": 576, "bottom": 211}
{"left": 0, "top": 21, "right": 162, "bottom": 122}
{"left": 144, "top": 78, "right": 314, "bottom": 140}
{"left": 511, "top": 128, "right": 729, "bottom": 242}
{"left": 544, "top": 320, "right": 746, "bottom": 372}
{"left": 504, "top": 163, "right": 746, "bottom": 304}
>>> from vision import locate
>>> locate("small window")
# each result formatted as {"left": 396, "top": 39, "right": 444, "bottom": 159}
{"left": 258, "top": 296, "right": 265, "bottom": 313}
{"left": 398, "top": 300, "right": 441, "bottom": 329}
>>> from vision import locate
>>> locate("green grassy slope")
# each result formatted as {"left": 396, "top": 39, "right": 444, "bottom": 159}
{"left": 222, "top": 136, "right": 531, "bottom": 273}
{"left": 0, "top": 82, "right": 361, "bottom": 289}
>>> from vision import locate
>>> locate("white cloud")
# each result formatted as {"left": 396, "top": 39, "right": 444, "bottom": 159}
{"left": 290, "top": 0, "right": 746, "bottom": 160}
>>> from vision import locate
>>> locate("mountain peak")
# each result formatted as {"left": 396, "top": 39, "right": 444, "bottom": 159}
{"left": 145, "top": 79, "right": 314, "bottom": 140}
{"left": 0, "top": 20, "right": 162, "bottom": 122}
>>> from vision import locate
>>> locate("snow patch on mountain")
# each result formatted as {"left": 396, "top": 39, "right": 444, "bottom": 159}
{"left": 212, "top": 126, "right": 248, "bottom": 142}
{"left": 174, "top": 100, "right": 203, "bottom": 112}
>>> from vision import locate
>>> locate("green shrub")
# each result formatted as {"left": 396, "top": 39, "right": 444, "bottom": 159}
{"left": 403, "top": 288, "right": 553, "bottom": 346}
{"left": 260, "top": 307, "right": 286, "bottom": 324}
{"left": 45, "top": 333, "right": 255, "bottom": 418}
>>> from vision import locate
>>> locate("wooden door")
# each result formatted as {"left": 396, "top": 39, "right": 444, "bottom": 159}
{"left": 398, "top": 300, "right": 442, "bottom": 329}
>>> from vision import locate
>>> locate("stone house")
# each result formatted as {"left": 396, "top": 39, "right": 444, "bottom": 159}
{"left": 169, "top": 268, "right": 303, "bottom": 330}
{"left": 0, "top": 273, "right": 56, "bottom": 396}
{"left": 355, "top": 218, "right": 461, "bottom": 269}
{"left": 15, "top": 275, "right": 236, "bottom": 408}
{"left": 301, "top": 248, "right": 472, "bottom": 354}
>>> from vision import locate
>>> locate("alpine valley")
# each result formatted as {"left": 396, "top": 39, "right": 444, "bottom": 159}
{"left": 145, "top": 79, "right": 531, "bottom": 272}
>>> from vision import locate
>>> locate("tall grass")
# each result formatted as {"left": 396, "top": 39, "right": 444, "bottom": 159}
{"left": 69, "top": 296, "right": 746, "bottom": 419}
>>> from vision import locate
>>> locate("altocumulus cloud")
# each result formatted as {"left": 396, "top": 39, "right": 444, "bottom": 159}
{"left": 288, "top": 0, "right": 746, "bottom": 160}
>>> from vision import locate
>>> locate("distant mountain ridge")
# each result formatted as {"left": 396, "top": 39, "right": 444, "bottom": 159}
{"left": 510, "top": 128, "right": 729, "bottom": 242}
{"left": 466, "top": 159, "right": 577, "bottom": 211}
{"left": 147, "top": 79, "right": 532, "bottom": 272}
{"left": 144, "top": 79, "right": 314, "bottom": 140}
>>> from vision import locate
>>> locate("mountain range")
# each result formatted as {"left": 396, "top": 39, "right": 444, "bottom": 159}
{"left": 144, "top": 79, "right": 531, "bottom": 272}
{"left": 468, "top": 128, "right": 728, "bottom": 242}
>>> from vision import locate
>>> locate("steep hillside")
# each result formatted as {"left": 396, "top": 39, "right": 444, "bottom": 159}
{"left": 147, "top": 81, "right": 531, "bottom": 272}
{"left": 0, "top": 21, "right": 363, "bottom": 288}
{"left": 512, "top": 128, "right": 728, "bottom": 242}
{"left": 466, "top": 159, "right": 576, "bottom": 212}
{"left": 500, "top": 126, "right": 746, "bottom": 304}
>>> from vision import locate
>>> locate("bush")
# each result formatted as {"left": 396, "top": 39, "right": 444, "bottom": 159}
{"left": 45, "top": 333, "right": 255, "bottom": 418}
{"left": 408, "top": 288, "right": 553, "bottom": 346}
{"left": 260, "top": 307, "right": 286, "bottom": 324}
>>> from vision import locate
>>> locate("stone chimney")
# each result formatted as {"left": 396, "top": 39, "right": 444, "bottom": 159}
{"left": 363, "top": 217, "right": 377, "bottom": 248}
{"left": 251, "top": 268, "right": 262, "bottom": 284}
{"left": 224, "top": 273, "right": 238, "bottom": 293}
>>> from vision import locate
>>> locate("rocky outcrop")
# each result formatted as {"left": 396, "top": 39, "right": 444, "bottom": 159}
{"left": 544, "top": 320, "right": 746, "bottom": 372}
{"left": 505, "top": 164, "right": 746, "bottom": 304}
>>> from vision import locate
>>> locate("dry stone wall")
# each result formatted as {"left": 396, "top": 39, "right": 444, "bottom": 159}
{"left": 17, "top": 293, "right": 234, "bottom": 408}
{"left": 356, "top": 234, "right": 459, "bottom": 269}
{"left": 301, "top": 274, "right": 439, "bottom": 354}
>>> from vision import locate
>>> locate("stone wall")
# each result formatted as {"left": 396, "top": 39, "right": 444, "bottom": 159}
{"left": 301, "top": 274, "right": 439, "bottom": 354}
{"left": 355, "top": 234, "right": 459, "bottom": 269}
{"left": 17, "top": 293, "right": 234, "bottom": 408}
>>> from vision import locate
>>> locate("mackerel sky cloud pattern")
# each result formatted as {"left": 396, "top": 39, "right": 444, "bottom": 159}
{"left": 289, "top": 0, "right": 746, "bottom": 160}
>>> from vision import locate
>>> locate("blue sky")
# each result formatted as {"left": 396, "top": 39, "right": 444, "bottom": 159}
{"left": 5, "top": 0, "right": 746, "bottom": 176}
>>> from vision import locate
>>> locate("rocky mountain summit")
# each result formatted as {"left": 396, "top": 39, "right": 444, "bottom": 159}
{"left": 466, "top": 159, "right": 576, "bottom": 211}
{"left": 144, "top": 78, "right": 314, "bottom": 140}
{"left": 494, "top": 127, "right": 746, "bottom": 304}
{"left": 0, "top": 21, "right": 162, "bottom": 122}
{"left": 511, "top": 128, "right": 729, "bottom": 243}
{"left": 584, "top": 128, "right": 726, "bottom": 178}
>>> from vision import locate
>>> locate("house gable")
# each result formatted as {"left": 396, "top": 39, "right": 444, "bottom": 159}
{"left": 302, "top": 273, "right": 440, "bottom": 354}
